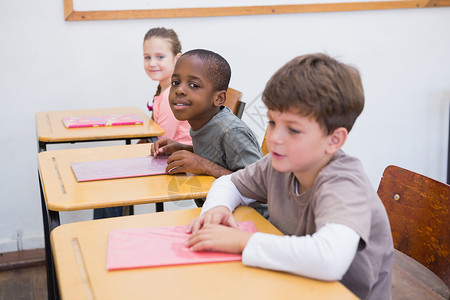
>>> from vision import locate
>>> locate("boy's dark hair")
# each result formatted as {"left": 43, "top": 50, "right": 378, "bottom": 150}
{"left": 182, "top": 49, "right": 231, "bottom": 92}
{"left": 262, "top": 53, "right": 364, "bottom": 134}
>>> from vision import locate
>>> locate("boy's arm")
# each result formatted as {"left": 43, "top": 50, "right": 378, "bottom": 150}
{"left": 202, "top": 175, "right": 256, "bottom": 212}
{"left": 187, "top": 175, "right": 256, "bottom": 232}
{"left": 243, "top": 223, "right": 360, "bottom": 281}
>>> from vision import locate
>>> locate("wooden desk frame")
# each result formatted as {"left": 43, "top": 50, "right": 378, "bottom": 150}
{"left": 36, "top": 107, "right": 164, "bottom": 152}
{"left": 63, "top": 0, "right": 450, "bottom": 21}
{"left": 38, "top": 144, "right": 215, "bottom": 300}
{"left": 50, "top": 206, "right": 358, "bottom": 300}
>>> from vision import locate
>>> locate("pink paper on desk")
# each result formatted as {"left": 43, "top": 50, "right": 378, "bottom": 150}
{"left": 106, "top": 221, "right": 257, "bottom": 271}
{"left": 71, "top": 156, "right": 168, "bottom": 182}
{"left": 62, "top": 113, "right": 143, "bottom": 128}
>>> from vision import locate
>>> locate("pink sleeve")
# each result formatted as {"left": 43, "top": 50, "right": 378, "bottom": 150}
{"left": 153, "top": 88, "right": 192, "bottom": 145}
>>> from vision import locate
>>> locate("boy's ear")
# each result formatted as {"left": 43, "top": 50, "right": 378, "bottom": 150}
{"left": 326, "top": 127, "right": 348, "bottom": 154}
{"left": 175, "top": 53, "right": 182, "bottom": 60}
{"left": 213, "top": 90, "right": 227, "bottom": 107}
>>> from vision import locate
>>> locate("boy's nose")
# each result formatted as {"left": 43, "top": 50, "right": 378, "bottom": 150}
{"left": 268, "top": 127, "right": 284, "bottom": 145}
{"left": 174, "top": 84, "right": 186, "bottom": 95}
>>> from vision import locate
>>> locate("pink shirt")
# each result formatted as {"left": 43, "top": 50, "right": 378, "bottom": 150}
{"left": 150, "top": 87, "right": 192, "bottom": 144}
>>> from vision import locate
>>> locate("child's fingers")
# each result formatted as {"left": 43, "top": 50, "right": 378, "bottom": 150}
{"left": 186, "top": 228, "right": 214, "bottom": 251}
{"left": 165, "top": 159, "right": 184, "bottom": 173}
{"left": 225, "top": 215, "right": 239, "bottom": 229}
{"left": 189, "top": 240, "right": 213, "bottom": 252}
{"left": 203, "top": 212, "right": 218, "bottom": 226}
{"left": 187, "top": 217, "right": 205, "bottom": 234}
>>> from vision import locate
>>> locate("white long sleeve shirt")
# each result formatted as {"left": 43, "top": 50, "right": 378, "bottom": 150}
{"left": 201, "top": 175, "right": 360, "bottom": 281}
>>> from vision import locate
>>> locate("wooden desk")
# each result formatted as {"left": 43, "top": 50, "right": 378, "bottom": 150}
{"left": 51, "top": 206, "right": 358, "bottom": 300}
{"left": 38, "top": 143, "right": 214, "bottom": 229}
{"left": 38, "top": 143, "right": 215, "bottom": 300}
{"left": 36, "top": 107, "right": 164, "bottom": 152}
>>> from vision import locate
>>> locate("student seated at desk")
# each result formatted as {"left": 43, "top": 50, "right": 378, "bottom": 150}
{"left": 151, "top": 49, "right": 266, "bottom": 216}
{"left": 186, "top": 53, "right": 394, "bottom": 300}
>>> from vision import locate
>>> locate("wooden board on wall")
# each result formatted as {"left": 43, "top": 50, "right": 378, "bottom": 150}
{"left": 63, "top": 0, "right": 450, "bottom": 21}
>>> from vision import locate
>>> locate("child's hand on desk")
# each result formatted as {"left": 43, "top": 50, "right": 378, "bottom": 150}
{"left": 167, "top": 151, "right": 233, "bottom": 178}
{"left": 186, "top": 224, "right": 253, "bottom": 254}
{"left": 150, "top": 137, "right": 185, "bottom": 158}
{"left": 165, "top": 151, "right": 210, "bottom": 175}
{"left": 187, "top": 206, "right": 238, "bottom": 233}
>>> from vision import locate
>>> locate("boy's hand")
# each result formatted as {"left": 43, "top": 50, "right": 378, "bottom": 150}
{"left": 186, "top": 224, "right": 253, "bottom": 254}
{"left": 167, "top": 151, "right": 232, "bottom": 178}
{"left": 150, "top": 138, "right": 182, "bottom": 158}
{"left": 187, "top": 206, "right": 238, "bottom": 234}
{"left": 166, "top": 151, "right": 209, "bottom": 174}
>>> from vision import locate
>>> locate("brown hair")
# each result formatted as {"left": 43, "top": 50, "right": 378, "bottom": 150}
{"left": 144, "top": 27, "right": 182, "bottom": 96}
{"left": 262, "top": 53, "right": 364, "bottom": 134}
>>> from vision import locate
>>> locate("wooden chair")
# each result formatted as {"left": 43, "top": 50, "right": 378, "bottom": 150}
{"left": 224, "top": 87, "right": 245, "bottom": 119}
{"left": 377, "top": 165, "right": 449, "bottom": 298}
{"left": 261, "top": 128, "right": 269, "bottom": 156}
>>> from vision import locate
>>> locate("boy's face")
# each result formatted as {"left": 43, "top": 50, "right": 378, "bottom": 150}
{"left": 266, "top": 109, "right": 334, "bottom": 182}
{"left": 169, "top": 55, "right": 223, "bottom": 130}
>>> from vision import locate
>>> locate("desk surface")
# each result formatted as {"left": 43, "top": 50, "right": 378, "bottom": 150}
{"left": 51, "top": 206, "right": 357, "bottom": 300}
{"left": 36, "top": 107, "right": 164, "bottom": 143}
{"left": 38, "top": 143, "right": 215, "bottom": 211}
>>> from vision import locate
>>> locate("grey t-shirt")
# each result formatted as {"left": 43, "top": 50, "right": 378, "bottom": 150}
{"left": 231, "top": 150, "right": 393, "bottom": 300}
{"left": 190, "top": 106, "right": 262, "bottom": 171}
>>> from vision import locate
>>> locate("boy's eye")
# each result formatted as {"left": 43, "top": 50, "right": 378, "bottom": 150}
{"left": 189, "top": 82, "right": 199, "bottom": 88}
{"left": 144, "top": 56, "right": 150, "bottom": 60}
{"left": 267, "top": 120, "right": 275, "bottom": 127}
{"left": 288, "top": 127, "right": 301, "bottom": 134}
{"left": 157, "top": 55, "right": 164, "bottom": 60}
{"left": 171, "top": 80, "right": 179, "bottom": 86}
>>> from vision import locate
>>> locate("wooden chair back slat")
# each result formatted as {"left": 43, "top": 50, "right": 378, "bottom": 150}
{"left": 224, "top": 88, "right": 245, "bottom": 119}
{"left": 377, "top": 165, "right": 450, "bottom": 286}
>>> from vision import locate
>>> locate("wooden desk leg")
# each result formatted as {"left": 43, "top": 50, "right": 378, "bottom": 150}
{"left": 39, "top": 172, "right": 60, "bottom": 300}
{"left": 156, "top": 202, "right": 164, "bottom": 212}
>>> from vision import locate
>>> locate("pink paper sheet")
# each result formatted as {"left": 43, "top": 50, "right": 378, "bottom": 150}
{"left": 106, "top": 221, "right": 257, "bottom": 271}
{"left": 71, "top": 156, "right": 168, "bottom": 182}
{"left": 62, "top": 113, "right": 143, "bottom": 128}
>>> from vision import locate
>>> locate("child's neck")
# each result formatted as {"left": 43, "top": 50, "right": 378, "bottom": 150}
{"left": 294, "top": 154, "right": 334, "bottom": 193}
{"left": 189, "top": 106, "right": 221, "bottom": 131}
{"left": 159, "top": 78, "right": 171, "bottom": 92}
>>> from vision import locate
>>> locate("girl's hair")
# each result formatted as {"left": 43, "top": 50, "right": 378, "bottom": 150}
{"left": 144, "top": 27, "right": 182, "bottom": 96}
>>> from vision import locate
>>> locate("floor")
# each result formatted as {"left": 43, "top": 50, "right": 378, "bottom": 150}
{"left": 0, "top": 249, "right": 47, "bottom": 300}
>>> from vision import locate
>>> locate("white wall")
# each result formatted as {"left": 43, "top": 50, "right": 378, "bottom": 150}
{"left": 0, "top": 0, "right": 449, "bottom": 252}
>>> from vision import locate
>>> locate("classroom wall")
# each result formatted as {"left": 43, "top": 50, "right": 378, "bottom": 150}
{"left": 0, "top": 0, "right": 449, "bottom": 252}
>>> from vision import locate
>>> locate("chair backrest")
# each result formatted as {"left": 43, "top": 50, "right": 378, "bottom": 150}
{"left": 377, "top": 165, "right": 450, "bottom": 286}
{"left": 224, "top": 87, "right": 245, "bottom": 119}
{"left": 261, "top": 128, "right": 269, "bottom": 156}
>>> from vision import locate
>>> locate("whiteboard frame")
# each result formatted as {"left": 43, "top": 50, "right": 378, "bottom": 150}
{"left": 63, "top": 0, "right": 450, "bottom": 21}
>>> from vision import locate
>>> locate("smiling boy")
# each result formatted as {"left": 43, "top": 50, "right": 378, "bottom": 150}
{"left": 186, "top": 53, "right": 394, "bottom": 300}
{"left": 151, "top": 49, "right": 262, "bottom": 179}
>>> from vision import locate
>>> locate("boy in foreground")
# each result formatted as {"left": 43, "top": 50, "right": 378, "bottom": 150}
{"left": 186, "top": 53, "right": 393, "bottom": 300}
